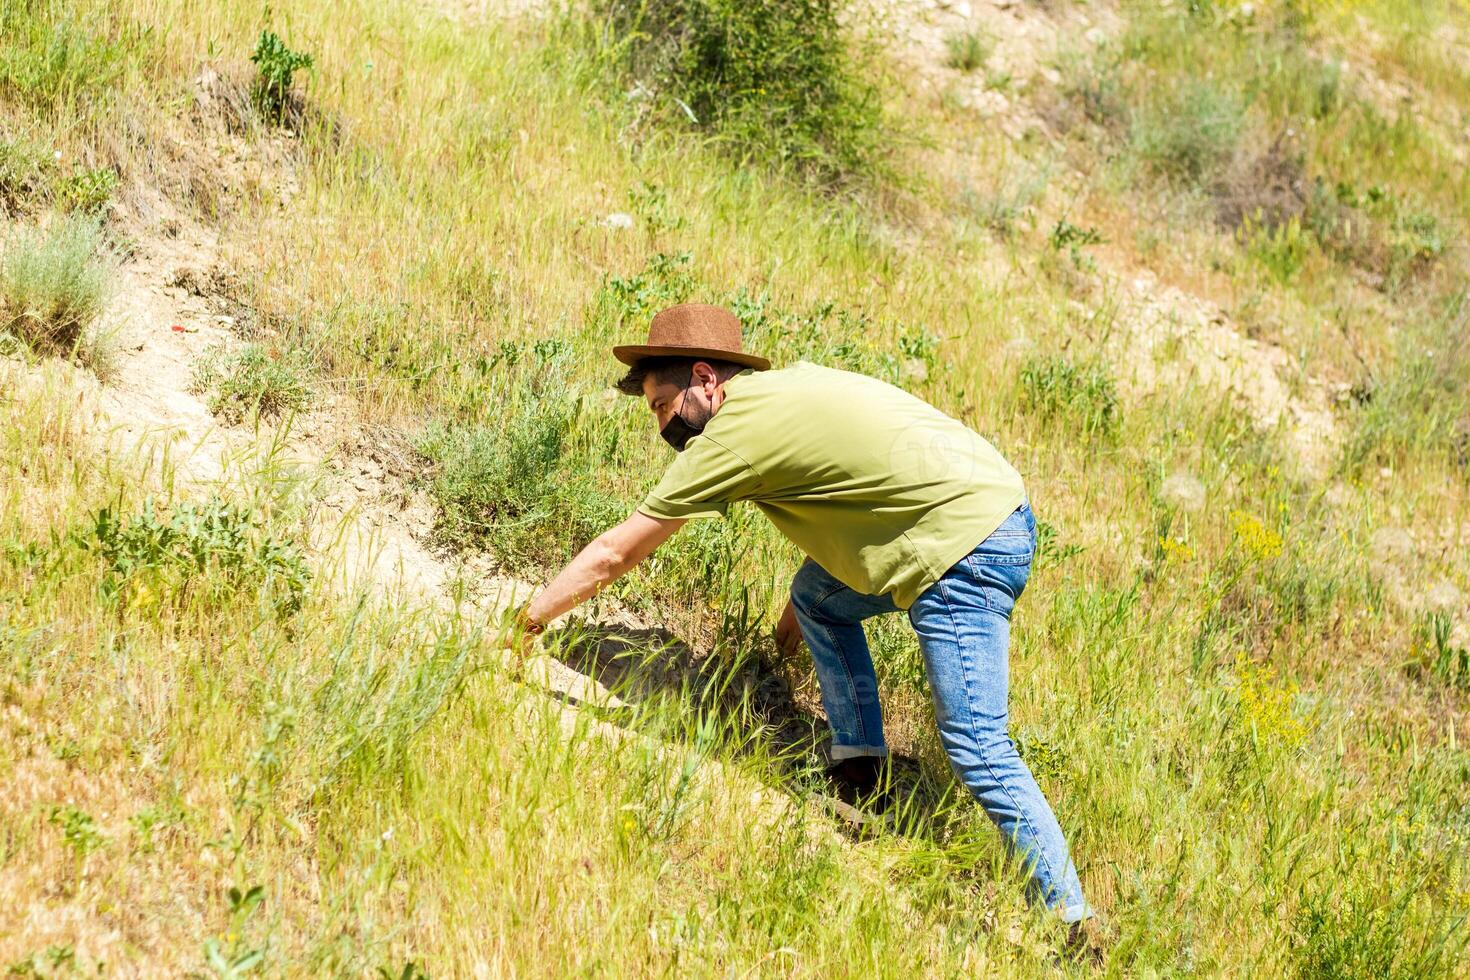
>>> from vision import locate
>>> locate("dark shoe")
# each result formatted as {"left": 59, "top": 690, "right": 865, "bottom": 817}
{"left": 824, "top": 756, "right": 891, "bottom": 810}
{"left": 1063, "top": 916, "right": 1113, "bottom": 966}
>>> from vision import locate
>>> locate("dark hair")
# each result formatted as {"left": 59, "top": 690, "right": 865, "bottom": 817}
{"left": 614, "top": 356, "right": 744, "bottom": 397}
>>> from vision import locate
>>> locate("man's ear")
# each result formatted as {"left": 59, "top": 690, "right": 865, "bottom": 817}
{"left": 692, "top": 360, "right": 719, "bottom": 390}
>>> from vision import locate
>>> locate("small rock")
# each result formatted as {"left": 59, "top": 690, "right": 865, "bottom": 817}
{"left": 1160, "top": 472, "right": 1206, "bottom": 513}
{"left": 901, "top": 358, "right": 929, "bottom": 384}
{"left": 602, "top": 212, "right": 635, "bottom": 230}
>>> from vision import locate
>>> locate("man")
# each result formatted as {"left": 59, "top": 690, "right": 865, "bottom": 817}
{"left": 516, "top": 302, "right": 1093, "bottom": 928}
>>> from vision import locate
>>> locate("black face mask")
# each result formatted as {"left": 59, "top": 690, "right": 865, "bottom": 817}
{"left": 660, "top": 371, "right": 707, "bottom": 452}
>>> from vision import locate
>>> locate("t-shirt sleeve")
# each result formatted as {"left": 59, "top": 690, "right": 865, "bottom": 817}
{"left": 637, "top": 435, "right": 760, "bottom": 520}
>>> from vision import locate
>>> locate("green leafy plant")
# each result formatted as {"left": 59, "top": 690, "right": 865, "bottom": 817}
{"left": 203, "top": 885, "right": 266, "bottom": 978}
{"left": 56, "top": 165, "right": 116, "bottom": 214}
{"left": 1035, "top": 518, "right": 1085, "bottom": 570}
{"left": 90, "top": 497, "right": 311, "bottom": 618}
{"left": 191, "top": 343, "right": 314, "bottom": 424}
{"left": 1049, "top": 219, "right": 1104, "bottom": 270}
{"left": 1239, "top": 212, "right": 1310, "bottom": 284}
{"left": 5, "top": 944, "right": 75, "bottom": 977}
{"left": 0, "top": 212, "right": 112, "bottom": 359}
{"left": 627, "top": 180, "right": 687, "bottom": 237}
{"left": 593, "top": 250, "right": 695, "bottom": 328}
{"left": 47, "top": 804, "right": 107, "bottom": 856}
{"left": 250, "top": 29, "right": 312, "bottom": 122}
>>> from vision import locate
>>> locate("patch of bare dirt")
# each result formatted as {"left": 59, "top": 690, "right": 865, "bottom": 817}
{"left": 865, "top": 0, "right": 1120, "bottom": 140}
{"left": 1095, "top": 269, "right": 1340, "bottom": 477}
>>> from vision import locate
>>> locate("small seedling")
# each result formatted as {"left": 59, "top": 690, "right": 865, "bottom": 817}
{"left": 944, "top": 31, "right": 992, "bottom": 73}
{"left": 250, "top": 29, "right": 312, "bottom": 122}
{"left": 1049, "top": 219, "right": 1104, "bottom": 270}
{"left": 48, "top": 805, "right": 107, "bottom": 856}
{"left": 203, "top": 884, "right": 267, "bottom": 978}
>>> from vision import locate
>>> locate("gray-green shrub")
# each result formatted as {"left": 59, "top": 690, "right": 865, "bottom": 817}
{"left": 0, "top": 137, "right": 53, "bottom": 211}
{"left": 0, "top": 213, "right": 111, "bottom": 355}
{"left": 1130, "top": 80, "right": 1244, "bottom": 183}
{"left": 416, "top": 399, "right": 624, "bottom": 565}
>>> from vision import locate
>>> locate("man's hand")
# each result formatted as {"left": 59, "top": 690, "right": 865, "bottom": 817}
{"left": 774, "top": 598, "right": 803, "bottom": 657}
{"left": 502, "top": 606, "right": 544, "bottom": 661}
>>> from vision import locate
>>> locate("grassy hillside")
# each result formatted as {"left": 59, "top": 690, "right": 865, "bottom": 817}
{"left": 2, "top": 0, "right": 1469, "bottom": 974}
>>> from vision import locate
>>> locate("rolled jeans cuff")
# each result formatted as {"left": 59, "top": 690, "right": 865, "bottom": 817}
{"left": 829, "top": 744, "right": 889, "bottom": 762}
{"left": 1059, "top": 902, "right": 1093, "bottom": 925}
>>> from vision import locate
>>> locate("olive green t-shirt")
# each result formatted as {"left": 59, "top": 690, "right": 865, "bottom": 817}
{"left": 637, "top": 361, "right": 1026, "bottom": 608}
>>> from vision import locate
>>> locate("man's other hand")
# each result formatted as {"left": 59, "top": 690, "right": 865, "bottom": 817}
{"left": 775, "top": 599, "right": 803, "bottom": 657}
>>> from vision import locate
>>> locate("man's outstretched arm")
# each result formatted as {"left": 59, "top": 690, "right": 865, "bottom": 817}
{"left": 520, "top": 510, "right": 687, "bottom": 629}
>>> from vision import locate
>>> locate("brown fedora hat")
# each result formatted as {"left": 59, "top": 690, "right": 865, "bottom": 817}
{"left": 613, "top": 303, "right": 771, "bottom": 371}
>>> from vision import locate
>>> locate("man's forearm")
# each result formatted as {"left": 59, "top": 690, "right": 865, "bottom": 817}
{"left": 520, "top": 511, "right": 686, "bottom": 628}
{"left": 524, "top": 533, "right": 629, "bottom": 625}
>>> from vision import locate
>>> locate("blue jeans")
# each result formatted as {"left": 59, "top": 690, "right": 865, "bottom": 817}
{"left": 789, "top": 502, "right": 1089, "bottom": 922}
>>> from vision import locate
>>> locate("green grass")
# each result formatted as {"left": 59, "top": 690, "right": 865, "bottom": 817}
{"left": 1016, "top": 354, "right": 1120, "bottom": 440}
{"left": 1, "top": 0, "right": 1468, "bottom": 973}
{"left": 0, "top": 0, "right": 143, "bottom": 115}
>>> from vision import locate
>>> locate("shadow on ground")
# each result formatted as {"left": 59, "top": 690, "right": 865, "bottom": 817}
{"left": 542, "top": 621, "right": 965, "bottom": 842}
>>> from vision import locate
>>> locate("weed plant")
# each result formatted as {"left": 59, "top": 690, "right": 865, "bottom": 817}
{"left": 250, "top": 29, "right": 312, "bottom": 123}
{"left": 191, "top": 343, "right": 315, "bottom": 424}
